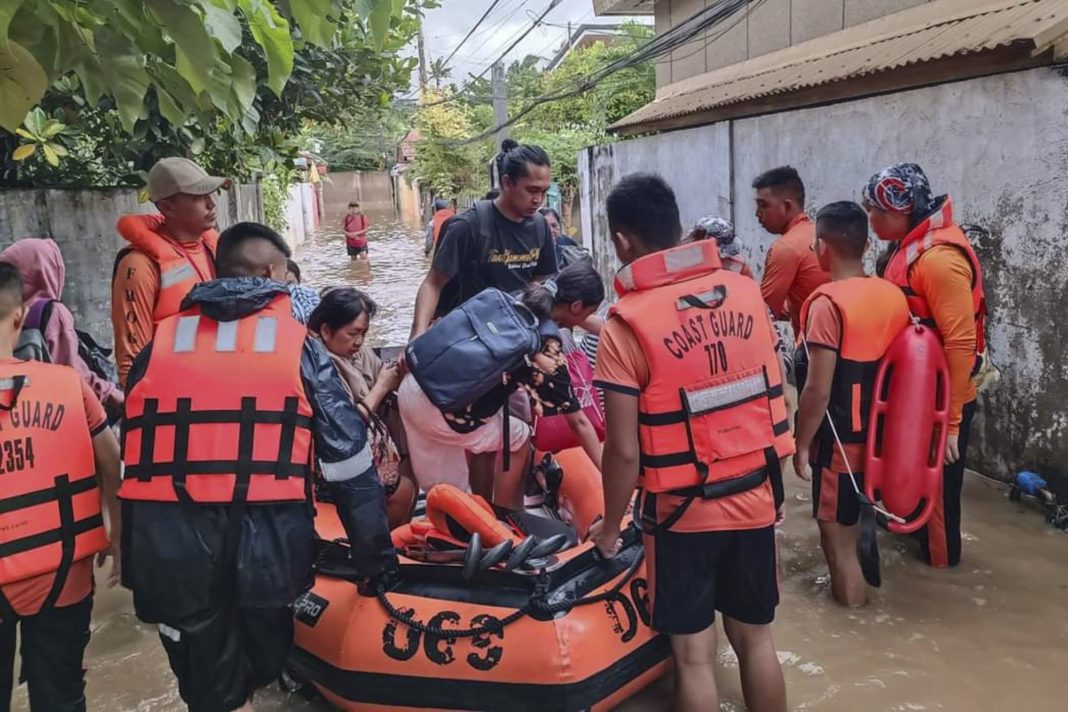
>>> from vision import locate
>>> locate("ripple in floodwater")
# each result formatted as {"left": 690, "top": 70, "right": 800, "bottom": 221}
{"left": 295, "top": 209, "right": 429, "bottom": 347}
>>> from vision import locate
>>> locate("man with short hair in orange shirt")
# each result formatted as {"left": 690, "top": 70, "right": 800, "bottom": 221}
{"left": 753, "top": 166, "right": 830, "bottom": 335}
{"left": 864, "top": 163, "right": 986, "bottom": 568}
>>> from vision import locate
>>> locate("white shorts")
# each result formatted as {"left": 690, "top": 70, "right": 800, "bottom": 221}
{"left": 397, "top": 375, "right": 530, "bottom": 492}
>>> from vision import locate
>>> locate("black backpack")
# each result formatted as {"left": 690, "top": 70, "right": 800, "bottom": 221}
{"left": 13, "top": 298, "right": 118, "bottom": 384}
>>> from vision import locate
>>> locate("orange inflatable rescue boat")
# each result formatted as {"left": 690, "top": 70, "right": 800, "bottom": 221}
{"left": 287, "top": 449, "right": 669, "bottom": 711}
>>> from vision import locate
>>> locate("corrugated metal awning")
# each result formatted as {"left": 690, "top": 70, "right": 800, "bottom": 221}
{"left": 611, "top": 0, "right": 1068, "bottom": 134}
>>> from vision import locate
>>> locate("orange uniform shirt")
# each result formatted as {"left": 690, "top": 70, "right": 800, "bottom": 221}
{"left": 111, "top": 242, "right": 215, "bottom": 387}
{"left": 908, "top": 246, "right": 977, "bottom": 434}
{"left": 0, "top": 371, "right": 107, "bottom": 617}
{"left": 760, "top": 214, "right": 830, "bottom": 334}
{"left": 595, "top": 316, "right": 777, "bottom": 533}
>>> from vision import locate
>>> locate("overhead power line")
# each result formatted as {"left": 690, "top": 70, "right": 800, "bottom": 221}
{"left": 439, "top": 0, "right": 506, "bottom": 70}
{"left": 451, "top": 0, "right": 765, "bottom": 144}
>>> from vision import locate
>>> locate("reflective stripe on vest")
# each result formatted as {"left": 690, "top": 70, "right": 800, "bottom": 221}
{"left": 120, "top": 294, "right": 314, "bottom": 505}
{"left": 883, "top": 205, "right": 986, "bottom": 353}
{"left": 797, "top": 278, "right": 910, "bottom": 467}
{"left": 611, "top": 241, "right": 793, "bottom": 495}
{"left": 0, "top": 363, "right": 108, "bottom": 608}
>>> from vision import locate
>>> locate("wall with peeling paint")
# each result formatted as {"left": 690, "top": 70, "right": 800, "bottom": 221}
{"left": 579, "top": 65, "right": 1068, "bottom": 484}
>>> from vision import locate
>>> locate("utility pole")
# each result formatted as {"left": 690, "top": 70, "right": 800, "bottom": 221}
{"left": 416, "top": 22, "right": 429, "bottom": 92}
{"left": 491, "top": 62, "right": 509, "bottom": 145}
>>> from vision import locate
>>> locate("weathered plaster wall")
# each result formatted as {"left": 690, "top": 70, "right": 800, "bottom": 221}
{"left": 580, "top": 66, "right": 1068, "bottom": 481}
{"left": 0, "top": 185, "right": 264, "bottom": 344}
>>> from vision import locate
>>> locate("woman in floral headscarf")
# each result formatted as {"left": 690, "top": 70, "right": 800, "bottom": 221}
{"left": 685, "top": 216, "right": 754, "bottom": 278}
{"left": 862, "top": 162, "right": 987, "bottom": 569}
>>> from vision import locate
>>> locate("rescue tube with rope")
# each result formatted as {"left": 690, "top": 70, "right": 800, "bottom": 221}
{"left": 289, "top": 482, "right": 669, "bottom": 711}
{"left": 865, "top": 321, "right": 950, "bottom": 535}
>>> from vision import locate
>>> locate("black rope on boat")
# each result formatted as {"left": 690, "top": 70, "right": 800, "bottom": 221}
{"left": 374, "top": 547, "right": 645, "bottom": 639}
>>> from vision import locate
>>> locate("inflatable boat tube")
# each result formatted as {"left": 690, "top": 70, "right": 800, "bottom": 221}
{"left": 290, "top": 495, "right": 669, "bottom": 711}
{"left": 865, "top": 323, "right": 950, "bottom": 534}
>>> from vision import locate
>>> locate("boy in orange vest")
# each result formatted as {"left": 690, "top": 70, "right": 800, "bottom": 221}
{"left": 793, "top": 202, "right": 909, "bottom": 606}
{"left": 590, "top": 173, "right": 790, "bottom": 712}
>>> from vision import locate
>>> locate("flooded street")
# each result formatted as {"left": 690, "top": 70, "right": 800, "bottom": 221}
{"left": 14, "top": 208, "right": 1068, "bottom": 711}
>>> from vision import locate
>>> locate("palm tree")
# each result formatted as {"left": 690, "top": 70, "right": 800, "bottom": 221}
{"left": 428, "top": 57, "right": 452, "bottom": 89}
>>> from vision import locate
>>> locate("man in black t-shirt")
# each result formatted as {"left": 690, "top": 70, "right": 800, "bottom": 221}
{"left": 410, "top": 141, "right": 558, "bottom": 338}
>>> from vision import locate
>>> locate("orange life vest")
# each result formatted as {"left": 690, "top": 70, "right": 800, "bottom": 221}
{"left": 882, "top": 198, "right": 987, "bottom": 353}
{"left": 797, "top": 278, "right": 910, "bottom": 470}
{"left": 611, "top": 241, "right": 793, "bottom": 503}
{"left": 120, "top": 294, "right": 314, "bottom": 504}
{"left": 721, "top": 253, "right": 753, "bottom": 278}
{"left": 432, "top": 208, "right": 456, "bottom": 244}
{"left": 0, "top": 361, "right": 108, "bottom": 611}
{"left": 115, "top": 214, "right": 218, "bottom": 325}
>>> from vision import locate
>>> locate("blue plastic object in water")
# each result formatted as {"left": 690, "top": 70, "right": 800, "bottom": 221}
{"left": 1015, "top": 470, "right": 1048, "bottom": 497}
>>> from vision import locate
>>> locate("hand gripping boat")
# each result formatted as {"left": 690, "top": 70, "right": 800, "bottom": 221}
{"left": 864, "top": 322, "right": 950, "bottom": 534}
{"left": 287, "top": 451, "right": 669, "bottom": 711}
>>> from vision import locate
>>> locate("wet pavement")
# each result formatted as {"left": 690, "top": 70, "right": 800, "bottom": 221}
{"left": 13, "top": 208, "right": 1068, "bottom": 711}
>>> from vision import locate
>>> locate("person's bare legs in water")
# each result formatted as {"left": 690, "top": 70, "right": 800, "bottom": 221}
{"left": 671, "top": 619, "right": 786, "bottom": 712}
{"left": 819, "top": 520, "right": 867, "bottom": 606}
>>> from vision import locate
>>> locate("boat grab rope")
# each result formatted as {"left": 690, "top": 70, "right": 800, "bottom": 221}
{"left": 373, "top": 548, "right": 645, "bottom": 639}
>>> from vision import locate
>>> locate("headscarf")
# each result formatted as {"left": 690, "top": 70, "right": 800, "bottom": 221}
{"left": 692, "top": 216, "right": 740, "bottom": 258}
{"left": 862, "top": 163, "right": 934, "bottom": 216}
{"left": 0, "top": 238, "right": 65, "bottom": 302}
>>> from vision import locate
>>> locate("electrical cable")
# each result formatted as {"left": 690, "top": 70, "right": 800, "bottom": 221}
{"left": 439, "top": 0, "right": 506, "bottom": 70}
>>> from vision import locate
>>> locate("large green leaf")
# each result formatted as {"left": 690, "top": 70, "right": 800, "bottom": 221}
{"left": 155, "top": 86, "right": 187, "bottom": 126}
{"left": 0, "top": 0, "right": 24, "bottom": 47}
{"left": 202, "top": 1, "right": 243, "bottom": 54}
{"left": 95, "top": 29, "right": 150, "bottom": 132}
{"left": 146, "top": 0, "right": 216, "bottom": 93}
{"left": 147, "top": 61, "right": 199, "bottom": 112}
{"left": 229, "top": 53, "right": 256, "bottom": 112}
{"left": 288, "top": 0, "right": 335, "bottom": 48}
{"left": 0, "top": 40, "right": 48, "bottom": 133}
{"left": 95, "top": 0, "right": 168, "bottom": 56}
{"left": 240, "top": 0, "right": 293, "bottom": 96}
{"left": 368, "top": 0, "right": 391, "bottom": 51}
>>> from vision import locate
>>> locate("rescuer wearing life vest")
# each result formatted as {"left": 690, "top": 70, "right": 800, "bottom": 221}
{"left": 111, "top": 157, "right": 229, "bottom": 388}
{"left": 120, "top": 222, "right": 396, "bottom": 712}
{"left": 863, "top": 163, "right": 987, "bottom": 568}
{"left": 0, "top": 263, "right": 122, "bottom": 711}
{"left": 590, "top": 173, "right": 792, "bottom": 712}
{"left": 753, "top": 166, "right": 830, "bottom": 335}
{"left": 793, "top": 202, "right": 910, "bottom": 606}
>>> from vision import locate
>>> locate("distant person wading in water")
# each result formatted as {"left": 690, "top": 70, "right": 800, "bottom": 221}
{"left": 343, "top": 201, "right": 371, "bottom": 260}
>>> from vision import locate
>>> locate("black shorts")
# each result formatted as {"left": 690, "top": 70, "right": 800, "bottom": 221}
{"left": 157, "top": 605, "right": 293, "bottom": 712}
{"left": 644, "top": 525, "right": 778, "bottom": 635}
{"left": 812, "top": 467, "right": 864, "bottom": 525}
{"left": 347, "top": 244, "right": 368, "bottom": 257}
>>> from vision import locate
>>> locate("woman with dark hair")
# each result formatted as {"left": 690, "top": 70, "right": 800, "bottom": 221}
{"left": 862, "top": 162, "right": 987, "bottom": 568}
{"left": 309, "top": 288, "right": 415, "bottom": 527}
{"left": 541, "top": 206, "right": 584, "bottom": 268}
{"left": 399, "top": 262, "right": 606, "bottom": 507}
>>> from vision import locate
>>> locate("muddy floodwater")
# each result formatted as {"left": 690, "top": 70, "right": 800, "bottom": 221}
{"left": 14, "top": 210, "right": 1068, "bottom": 711}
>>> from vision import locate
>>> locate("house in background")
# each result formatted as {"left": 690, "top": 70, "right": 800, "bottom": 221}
{"left": 546, "top": 24, "right": 630, "bottom": 70}
{"left": 580, "top": 0, "right": 1068, "bottom": 483}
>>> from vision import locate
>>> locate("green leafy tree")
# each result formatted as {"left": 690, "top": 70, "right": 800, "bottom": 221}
{"left": 305, "top": 102, "right": 414, "bottom": 172}
{"left": 1, "top": 0, "right": 428, "bottom": 187}
{"left": 411, "top": 89, "right": 493, "bottom": 197}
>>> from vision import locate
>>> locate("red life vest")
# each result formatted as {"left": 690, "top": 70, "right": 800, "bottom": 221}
{"left": 432, "top": 208, "right": 455, "bottom": 245}
{"left": 115, "top": 214, "right": 218, "bottom": 325}
{"left": 0, "top": 361, "right": 108, "bottom": 613}
{"left": 797, "top": 278, "right": 910, "bottom": 471}
{"left": 882, "top": 198, "right": 987, "bottom": 352}
{"left": 120, "top": 294, "right": 314, "bottom": 504}
{"left": 611, "top": 241, "right": 794, "bottom": 504}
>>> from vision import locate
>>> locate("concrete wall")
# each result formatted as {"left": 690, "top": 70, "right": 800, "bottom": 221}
{"left": 579, "top": 65, "right": 1068, "bottom": 482}
{"left": 324, "top": 170, "right": 395, "bottom": 215}
{"left": 657, "top": 0, "right": 930, "bottom": 87}
{"left": 0, "top": 184, "right": 264, "bottom": 344}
